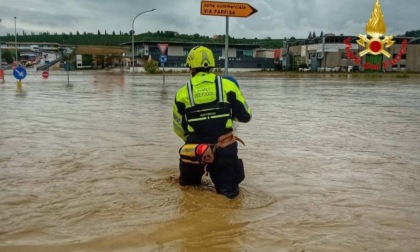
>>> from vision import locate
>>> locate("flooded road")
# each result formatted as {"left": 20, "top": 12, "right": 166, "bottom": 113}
{"left": 1, "top": 71, "right": 420, "bottom": 251}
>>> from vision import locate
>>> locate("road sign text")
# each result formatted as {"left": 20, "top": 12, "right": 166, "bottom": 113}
{"left": 201, "top": 1, "right": 257, "bottom": 18}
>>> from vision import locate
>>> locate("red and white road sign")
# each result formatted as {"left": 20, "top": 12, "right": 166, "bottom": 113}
{"left": 42, "top": 71, "right": 49, "bottom": 79}
{"left": 157, "top": 44, "right": 168, "bottom": 54}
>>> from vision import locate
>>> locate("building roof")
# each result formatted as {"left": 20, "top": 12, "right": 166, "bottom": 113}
{"left": 120, "top": 40, "right": 261, "bottom": 48}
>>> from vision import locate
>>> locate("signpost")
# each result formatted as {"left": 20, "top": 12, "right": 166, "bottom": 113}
{"left": 13, "top": 66, "right": 27, "bottom": 92}
{"left": 200, "top": 1, "right": 258, "bottom": 75}
{"left": 45, "top": 60, "right": 50, "bottom": 71}
{"left": 158, "top": 44, "right": 168, "bottom": 86}
{"left": 0, "top": 18, "right": 3, "bottom": 83}
{"left": 159, "top": 54, "right": 168, "bottom": 64}
{"left": 157, "top": 44, "right": 168, "bottom": 55}
{"left": 42, "top": 71, "right": 49, "bottom": 79}
{"left": 200, "top": 1, "right": 258, "bottom": 17}
{"left": 13, "top": 66, "right": 27, "bottom": 80}
{"left": 64, "top": 61, "right": 72, "bottom": 86}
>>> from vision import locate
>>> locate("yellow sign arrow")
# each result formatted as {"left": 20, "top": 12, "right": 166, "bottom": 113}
{"left": 201, "top": 1, "right": 258, "bottom": 18}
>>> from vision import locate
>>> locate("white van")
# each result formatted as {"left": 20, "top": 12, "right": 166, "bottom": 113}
{"left": 30, "top": 45, "right": 40, "bottom": 52}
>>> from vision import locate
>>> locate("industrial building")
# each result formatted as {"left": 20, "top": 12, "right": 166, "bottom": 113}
{"left": 2, "top": 37, "right": 420, "bottom": 72}
{"left": 283, "top": 35, "right": 420, "bottom": 72}
{"left": 120, "top": 40, "right": 278, "bottom": 70}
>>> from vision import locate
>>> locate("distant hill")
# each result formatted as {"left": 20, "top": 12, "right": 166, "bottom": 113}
{"left": 2, "top": 29, "right": 418, "bottom": 49}
{"left": 0, "top": 30, "right": 284, "bottom": 49}
{"left": 403, "top": 30, "right": 420, "bottom": 37}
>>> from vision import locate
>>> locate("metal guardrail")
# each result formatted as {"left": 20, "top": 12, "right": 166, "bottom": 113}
{"left": 36, "top": 56, "right": 62, "bottom": 71}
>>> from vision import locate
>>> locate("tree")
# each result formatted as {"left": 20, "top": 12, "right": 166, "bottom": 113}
{"left": 405, "top": 30, "right": 420, "bottom": 37}
{"left": 97, "top": 29, "right": 101, "bottom": 35}
{"left": 308, "top": 32, "right": 312, "bottom": 39}
{"left": 82, "top": 54, "right": 93, "bottom": 66}
{"left": 1, "top": 50, "right": 14, "bottom": 64}
{"left": 312, "top": 31, "right": 316, "bottom": 38}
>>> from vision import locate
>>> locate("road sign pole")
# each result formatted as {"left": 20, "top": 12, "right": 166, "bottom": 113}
{"left": 16, "top": 80, "right": 22, "bottom": 93}
{"left": 64, "top": 61, "right": 71, "bottom": 86}
{"left": 163, "top": 63, "right": 165, "bottom": 87}
{"left": 159, "top": 53, "right": 168, "bottom": 87}
{"left": 13, "top": 66, "right": 27, "bottom": 92}
{"left": 225, "top": 16, "right": 229, "bottom": 76}
{"left": 200, "top": 1, "right": 257, "bottom": 75}
{"left": 0, "top": 18, "right": 3, "bottom": 83}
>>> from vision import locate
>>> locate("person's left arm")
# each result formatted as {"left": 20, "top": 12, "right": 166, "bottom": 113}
{"left": 223, "top": 80, "right": 252, "bottom": 123}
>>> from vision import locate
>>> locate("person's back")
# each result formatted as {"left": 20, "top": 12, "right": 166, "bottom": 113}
{"left": 173, "top": 46, "right": 252, "bottom": 199}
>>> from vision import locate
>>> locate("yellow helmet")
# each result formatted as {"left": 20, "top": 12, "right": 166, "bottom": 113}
{"left": 186, "top": 46, "right": 215, "bottom": 69}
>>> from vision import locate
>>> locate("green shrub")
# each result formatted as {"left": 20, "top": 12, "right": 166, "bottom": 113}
{"left": 144, "top": 59, "right": 158, "bottom": 73}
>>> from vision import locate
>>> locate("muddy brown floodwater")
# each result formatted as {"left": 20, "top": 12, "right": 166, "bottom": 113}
{"left": 1, "top": 71, "right": 420, "bottom": 252}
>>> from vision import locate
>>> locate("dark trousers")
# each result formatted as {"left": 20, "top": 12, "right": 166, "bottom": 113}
{"left": 179, "top": 138, "right": 245, "bottom": 199}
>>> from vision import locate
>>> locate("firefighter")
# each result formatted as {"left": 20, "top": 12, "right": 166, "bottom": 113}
{"left": 173, "top": 46, "right": 252, "bottom": 199}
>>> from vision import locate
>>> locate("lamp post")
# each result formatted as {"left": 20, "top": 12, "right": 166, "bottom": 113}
{"left": 0, "top": 18, "right": 4, "bottom": 83}
{"left": 0, "top": 18, "right": 2, "bottom": 70}
{"left": 131, "top": 9, "right": 155, "bottom": 74}
{"left": 14, "top": 17, "right": 18, "bottom": 63}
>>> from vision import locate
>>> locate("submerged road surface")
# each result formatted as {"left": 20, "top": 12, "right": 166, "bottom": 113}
{"left": 1, "top": 71, "right": 419, "bottom": 251}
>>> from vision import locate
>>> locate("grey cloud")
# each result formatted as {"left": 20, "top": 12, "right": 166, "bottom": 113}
{"left": 0, "top": 0, "right": 418, "bottom": 39}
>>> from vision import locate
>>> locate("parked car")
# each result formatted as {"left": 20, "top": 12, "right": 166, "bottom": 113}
{"left": 1, "top": 62, "right": 11, "bottom": 69}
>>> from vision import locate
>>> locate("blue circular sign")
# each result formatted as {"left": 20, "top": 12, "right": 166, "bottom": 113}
{"left": 13, "top": 66, "right": 27, "bottom": 80}
{"left": 159, "top": 54, "right": 167, "bottom": 64}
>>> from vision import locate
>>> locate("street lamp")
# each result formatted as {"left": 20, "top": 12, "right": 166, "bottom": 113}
{"left": 0, "top": 18, "right": 2, "bottom": 71}
{"left": 131, "top": 9, "right": 155, "bottom": 74}
{"left": 14, "top": 17, "right": 17, "bottom": 62}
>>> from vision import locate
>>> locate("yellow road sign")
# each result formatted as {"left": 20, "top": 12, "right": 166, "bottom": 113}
{"left": 201, "top": 1, "right": 258, "bottom": 18}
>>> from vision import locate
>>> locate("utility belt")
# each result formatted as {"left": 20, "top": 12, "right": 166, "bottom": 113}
{"left": 179, "top": 132, "right": 245, "bottom": 165}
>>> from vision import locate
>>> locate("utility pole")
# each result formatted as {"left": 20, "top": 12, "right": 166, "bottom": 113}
{"left": 0, "top": 18, "right": 3, "bottom": 83}
{"left": 14, "top": 17, "right": 18, "bottom": 63}
{"left": 0, "top": 18, "right": 3, "bottom": 68}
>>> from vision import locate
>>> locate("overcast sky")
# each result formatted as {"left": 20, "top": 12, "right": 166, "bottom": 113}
{"left": 0, "top": 0, "right": 418, "bottom": 39}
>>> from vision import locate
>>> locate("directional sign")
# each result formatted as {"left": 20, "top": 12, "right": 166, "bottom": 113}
{"left": 157, "top": 44, "right": 168, "bottom": 55}
{"left": 159, "top": 54, "right": 168, "bottom": 64}
{"left": 201, "top": 1, "right": 258, "bottom": 18}
{"left": 13, "top": 66, "right": 27, "bottom": 80}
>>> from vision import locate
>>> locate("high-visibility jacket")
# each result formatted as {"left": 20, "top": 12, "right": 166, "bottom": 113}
{"left": 173, "top": 72, "right": 252, "bottom": 142}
